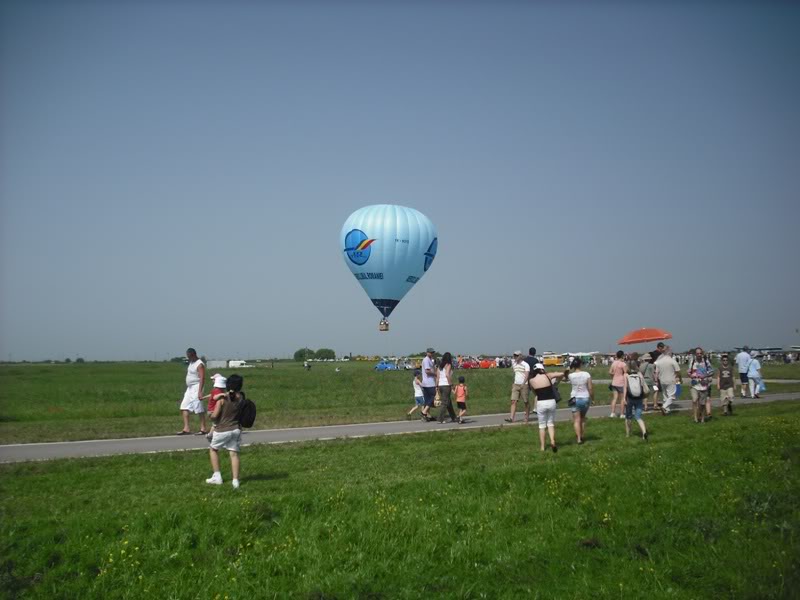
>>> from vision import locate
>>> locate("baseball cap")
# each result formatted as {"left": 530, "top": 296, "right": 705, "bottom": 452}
{"left": 534, "top": 362, "right": 545, "bottom": 370}
{"left": 426, "top": 347, "right": 435, "bottom": 353}
{"left": 513, "top": 350, "right": 521, "bottom": 356}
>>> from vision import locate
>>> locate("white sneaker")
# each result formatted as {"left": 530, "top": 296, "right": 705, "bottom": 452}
{"left": 232, "top": 479, "right": 240, "bottom": 489}
{"left": 205, "top": 475, "right": 222, "bottom": 485}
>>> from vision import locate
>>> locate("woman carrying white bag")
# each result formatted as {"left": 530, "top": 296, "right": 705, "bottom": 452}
{"left": 746, "top": 352, "right": 765, "bottom": 399}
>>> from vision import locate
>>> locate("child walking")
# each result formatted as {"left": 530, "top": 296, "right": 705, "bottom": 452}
{"left": 407, "top": 370, "right": 424, "bottom": 417}
{"left": 454, "top": 376, "right": 469, "bottom": 424}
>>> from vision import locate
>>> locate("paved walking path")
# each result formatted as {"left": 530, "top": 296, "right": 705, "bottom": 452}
{"left": 1, "top": 392, "right": 798, "bottom": 464}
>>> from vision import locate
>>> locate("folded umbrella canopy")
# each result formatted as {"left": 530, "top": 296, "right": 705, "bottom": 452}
{"left": 617, "top": 327, "right": 673, "bottom": 345}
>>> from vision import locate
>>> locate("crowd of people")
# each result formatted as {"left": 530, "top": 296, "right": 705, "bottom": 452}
{"left": 405, "top": 343, "right": 768, "bottom": 453}
{"left": 177, "top": 342, "right": 772, "bottom": 488}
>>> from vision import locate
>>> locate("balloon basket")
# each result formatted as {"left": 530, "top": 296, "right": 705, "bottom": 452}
{"left": 378, "top": 320, "right": 390, "bottom": 332}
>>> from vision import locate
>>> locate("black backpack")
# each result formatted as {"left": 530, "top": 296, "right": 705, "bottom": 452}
{"left": 236, "top": 392, "right": 257, "bottom": 428}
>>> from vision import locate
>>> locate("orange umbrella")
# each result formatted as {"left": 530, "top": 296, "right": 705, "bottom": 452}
{"left": 617, "top": 327, "right": 672, "bottom": 345}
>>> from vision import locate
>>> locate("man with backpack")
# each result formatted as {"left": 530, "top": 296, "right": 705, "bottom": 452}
{"left": 688, "top": 347, "right": 714, "bottom": 423}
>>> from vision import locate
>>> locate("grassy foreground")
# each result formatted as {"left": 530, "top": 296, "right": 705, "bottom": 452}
{"left": 1, "top": 401, "right": 798, "bottom": 599}
{"left": 1, "top": 361, "right": 799, "bottom": 443}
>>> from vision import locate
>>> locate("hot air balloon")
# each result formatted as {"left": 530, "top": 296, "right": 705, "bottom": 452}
{"left": 340, "top": 205, "right": 438, "bottom": 331}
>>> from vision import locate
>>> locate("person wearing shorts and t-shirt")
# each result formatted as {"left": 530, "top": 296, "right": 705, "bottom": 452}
{"left": 623, "top": 361, "right": 649, "bottom": 440}
{"left": 506, "top": 352, "right": 531, "bottom": 423}
{"left": 717, "top": 355, "right": 735, "bottom": 416}
{"left": 420, "top": 348, "right": 437, "bottom": 422}
{"left": 688, "top": 347, "right": 714, "bottom": 423}
{"left": 206, "top": 374, "right": 244, "bottom": 489}
{"left": 608, "top": 351, "right": 628, "bottom": 418}
{"left": 567, "top": 358, "right": 593, "bottom": 445}
{"left": 407, "top": 370, "right": 424, "bottom": 417}
{"left": 655, "top": 348, "right": 682, "bottom": 415}
{"left": 735, "top": 347, "right": 752, "bottom": 398}
{"left": 522, "top": 347, "right": 540, "bottom": 422}
{"left": 454, "top": 376, "right": 469, "bottom": 424}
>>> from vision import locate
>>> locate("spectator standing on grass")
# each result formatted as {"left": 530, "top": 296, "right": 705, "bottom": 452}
{"left": 609, "top": 350, "right": 628, "bottom": 418}
{"left": 655, "top": 346, "right": 682, "bottom": 415}
{"left": 206, "top": 374, "right": 244, "bottom": 489}
{"left": 454, "top": 376, "right": 469, "bottom": 424}
{"left": 650, "top": 342, "right": 666, "bottom": 364}
{"left": 530, "top": 363, "right": 567, "bottom": 452}
{"left": 420, "top": 348, "right": 437, "bottom": 422}
{"left": 524, "top": 348, "right": 541, "bottom": 418}
{"left": 735, "top": 346, "right": 752, "bottom": 398}
{"left": 717, "top": 354, "right": 736, "bottom": 416}
{"left": 506, "top": 351, "right": 531, "bottom": 423}
{"left": 178, "top": 348, "right": 208, "bottom": 436}
{"left": 688, "top": 347, "right": 714, "bottom": 423}
{"left": 640, "top": 355, "right": 657, "bottom": 411}
{"left": 202, "top": 373, "right": 227, "bottom": 440}
{"left": 407, "top": 369, "right": 424, "bottom": 417}
{"left": 567, "top": 358, "right": 593, "bottom": 445}
{"left": 623, "top": 360, "right": 649, "bottom": 440}
{"left": 747, "top": 352, "right": 763, "bottom": 399}
{"left": 436, "top": 352, "right": 457, "bottom": 423}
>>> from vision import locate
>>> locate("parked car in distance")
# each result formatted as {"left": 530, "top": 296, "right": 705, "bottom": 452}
{"left": 374, "top": 360, "right": 399, "bottom": 371}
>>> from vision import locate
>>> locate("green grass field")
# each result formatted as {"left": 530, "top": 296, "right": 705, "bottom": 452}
{"left": 1, "top": 361, "right": 799, "bottom": 444}
{"left": 1, "top": 401, "right": 797, "bottom": 599}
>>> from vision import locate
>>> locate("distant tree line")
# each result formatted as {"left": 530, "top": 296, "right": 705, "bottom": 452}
{"left": 293, "top": 348, "right": 336, "bottom": 361}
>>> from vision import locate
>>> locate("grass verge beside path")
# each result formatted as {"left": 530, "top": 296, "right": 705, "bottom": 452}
{"left": 2, "top": 362, "right": 800, "bottom": 443}
{"left": 1, "top": 401, "right": 798, "bottom": 599}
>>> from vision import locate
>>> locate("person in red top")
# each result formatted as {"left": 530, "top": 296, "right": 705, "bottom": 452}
{"left": 454, "top": 376, "right": 469, "bottom": 424}
{"left": 206, "top": 374, "right": 227, "bottom": 413}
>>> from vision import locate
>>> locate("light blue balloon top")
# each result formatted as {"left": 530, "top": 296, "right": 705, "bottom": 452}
{"left": 340, "top": 205, "right": 438, "bottom": 318}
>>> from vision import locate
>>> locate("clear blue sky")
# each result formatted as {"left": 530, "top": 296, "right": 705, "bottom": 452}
{"left": 1, "top": 1, "right": 798, "bottom": 361}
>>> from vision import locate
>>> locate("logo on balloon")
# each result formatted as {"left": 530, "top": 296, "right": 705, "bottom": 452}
{"left": 424, "top": 238, "right": 438, "bottom": 272}
{"left": 344, "top": 229, "right": 376, "bottom": 266}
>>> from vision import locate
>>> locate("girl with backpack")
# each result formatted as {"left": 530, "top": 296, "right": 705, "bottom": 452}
{"left": 206, "top": 374, "right": 245, "bottom": 489}
{"left": 623, "top": 360, "right": 649, "bottom": 441}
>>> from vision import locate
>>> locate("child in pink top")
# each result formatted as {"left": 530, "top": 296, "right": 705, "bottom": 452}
{"left": 454, "top": 376, "right": 469, "bottom": 424}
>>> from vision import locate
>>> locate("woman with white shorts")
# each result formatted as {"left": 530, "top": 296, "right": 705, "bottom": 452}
{"left": 529, "top": 364, "right": 567, "bottom": 453}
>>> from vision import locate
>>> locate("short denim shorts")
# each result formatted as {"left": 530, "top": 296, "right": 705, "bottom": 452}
{"left": 571, "top": 397, "right": 590, "bottom": 415}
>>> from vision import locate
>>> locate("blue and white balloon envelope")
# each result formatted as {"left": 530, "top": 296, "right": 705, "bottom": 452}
{"left": 340, "top": 205, "right": 438, "bottom": 321}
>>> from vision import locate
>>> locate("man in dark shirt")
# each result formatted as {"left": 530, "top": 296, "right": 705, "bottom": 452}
{"left": 525, "top": 347, "right": 540, "bottom": 374}
{"left": 649, "top": 342, "right": 666, "bottom": 363}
